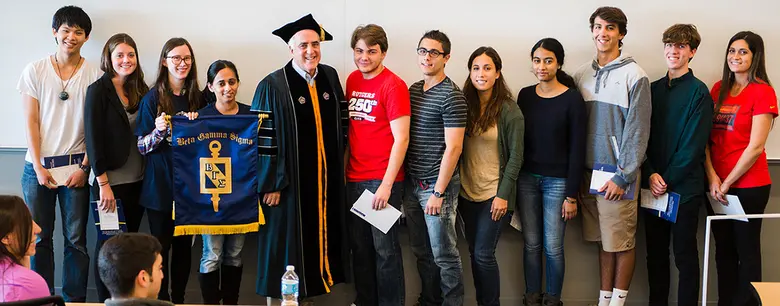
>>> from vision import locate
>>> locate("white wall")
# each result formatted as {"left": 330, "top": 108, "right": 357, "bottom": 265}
{"left": 1, "top": 0, "right": 779, "bottom": 157}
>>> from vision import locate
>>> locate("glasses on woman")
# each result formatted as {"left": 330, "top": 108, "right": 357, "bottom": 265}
{"left": 167, "top": 55, "right": 192, "bottom": 65}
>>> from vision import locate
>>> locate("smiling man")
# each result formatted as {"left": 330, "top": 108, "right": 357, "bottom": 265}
{"left": 404, "top": 30, "right": 466, "bottom": 306}
{"left": 251, "top": 13, "right": 348, "bottom": 299}
{"left": 573, "top": 6, "right": 651, "bottom": 306}
{"left": 17, "top": 5, "right": 101, "bottom": 302}
{"left": 345, "top": 24, "right": 409, "bottom": 306}
{"left": 642, "top": 24, "right": 713, "bottom": 306}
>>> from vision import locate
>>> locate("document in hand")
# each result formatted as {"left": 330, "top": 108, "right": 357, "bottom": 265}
{"left": 707, "top": 193, "right": 748, "bottom": 222}
{"left": 350, "top": 189, "right": 402, "bottom": 234}
{"left": 589, "top": 163, "right": 636, "bottom": 200}
{"left": 48, "top": 165, "right": 79, "bottom": 186}
{"left": 641, "top": 189, "right": 680, "bottom": 223}
{"left": 43, "top": 153, "right": 85, "bottom": 186}
{"left": 91, "top": 200, "right": 127, "bottom": 241}
{"left": 640, "top": 189, "right": 669, "bottom": 211}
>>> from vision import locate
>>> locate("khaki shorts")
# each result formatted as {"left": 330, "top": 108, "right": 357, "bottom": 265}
{"left": 580, "top": 170, "right": 639, "bottom": 252}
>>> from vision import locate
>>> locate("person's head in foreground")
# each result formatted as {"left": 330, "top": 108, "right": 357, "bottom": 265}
{"left": 98, "top": 233, "right": 167, "bottom": 304}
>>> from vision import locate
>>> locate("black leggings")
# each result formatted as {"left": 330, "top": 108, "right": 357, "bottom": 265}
{"left": 706, "top": 184, "right": 771, "bottom": 306}
{"left": 90, "top": 181, "right": 144, "bottom": 302}
{"left": 147, "top": 207, "right": 193, "bottom": 303}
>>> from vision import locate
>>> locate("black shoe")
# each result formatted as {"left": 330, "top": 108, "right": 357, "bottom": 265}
{"left": 221, "top": 265, "right": 243, "bottom": 305}
{"left": 524, "top": 292, "right": 543, "bottom": 306}
{"left": 543, "top": 293, "right": 563, "bottom": 306}
{"left": 199, "top": 270, "right": 222, "bottom": 304}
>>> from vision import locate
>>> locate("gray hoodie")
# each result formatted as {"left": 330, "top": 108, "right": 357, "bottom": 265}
{"left": 574, "top": 52, "right": 652, "bottom": 188}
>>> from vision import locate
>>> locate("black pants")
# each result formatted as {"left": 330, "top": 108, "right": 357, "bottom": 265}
{"left": 645, "top": 194, "right": 703, "bottom": 306}
{"left": 90, "top": 181, "right": 144, "bottom": 302}
{"left": 147, "top": 207, "right": 193, "bottom": 303}
{"left": 706, "top": 185, "right": 771, "bottom": 306}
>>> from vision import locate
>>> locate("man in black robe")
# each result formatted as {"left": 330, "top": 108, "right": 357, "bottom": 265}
{"left": 251, "top": 13, "right": 348, "bottom": 299}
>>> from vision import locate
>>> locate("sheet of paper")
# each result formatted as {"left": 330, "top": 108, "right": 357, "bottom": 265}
{"left": 509, "top": 212, "right": 522, "bottom": 232}
{"left": 350, "top": 189, "right": 402, "bottom": 234}
{"left": 589, "top": 169, "right": 614, "bottom": 191}
{"left": 640, "top": 189, "right": 669, "bottom": 211}
{"left": 96, "top": 203, "right": 120, "bottom": 230}
{"left": 49, "top": 164, "right": 79, "bottom": 186}
{"left": 707, "top": 193, "right": 748, "bottom": 222}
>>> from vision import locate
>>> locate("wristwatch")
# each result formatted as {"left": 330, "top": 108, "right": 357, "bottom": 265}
{"left": 433, "top": 190, "right": 445, "bottom": 198}
{"left": 565, "top": 197, "right": 577, "bottom": 204}
{"left": 79, "top": 163, "right": 91, "bottom": 173}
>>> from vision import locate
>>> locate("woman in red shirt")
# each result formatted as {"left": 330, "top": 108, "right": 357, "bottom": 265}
{"left": 705, "top": 31, "right": 777, "bottom": 306}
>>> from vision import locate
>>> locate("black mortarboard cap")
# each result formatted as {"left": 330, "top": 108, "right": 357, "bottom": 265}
{"left": 272, "top": 14, "right": 333, "bottom": 43}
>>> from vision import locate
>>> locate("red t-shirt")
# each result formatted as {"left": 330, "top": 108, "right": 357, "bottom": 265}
{"left": 345, "top": 68, "right": 411, "bottom": 182}
{"left": 710, "top": 81, "right": 778, "bottom": 188}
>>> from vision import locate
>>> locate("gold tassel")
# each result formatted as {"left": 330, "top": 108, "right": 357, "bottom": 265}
{"left": 258, "top": 199, "right": 266, "bottom": 225}
{"left": 173, "top": 223, "right": 260, "bottom": 236}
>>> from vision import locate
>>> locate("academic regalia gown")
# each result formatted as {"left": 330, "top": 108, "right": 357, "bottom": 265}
{"left": 251, "top": 60, "right": 349, "bottom": 298}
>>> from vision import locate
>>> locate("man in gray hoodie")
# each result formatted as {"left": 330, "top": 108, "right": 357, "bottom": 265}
{"left": 573, "top": 6, "right": 651, "bottom": 306}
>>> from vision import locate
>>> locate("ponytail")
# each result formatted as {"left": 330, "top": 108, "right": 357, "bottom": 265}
{"left": 202, "top": 85, "right": 216, "bottom": 104}
{"left": 557, "top": 70, "right": 577, "bottom": 89}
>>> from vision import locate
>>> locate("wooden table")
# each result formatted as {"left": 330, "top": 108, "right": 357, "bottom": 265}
{"left": 751, "top": 282, "right": 780, "bottom": 305}
{"left": 67, "top": 304, "right": 213, "bottom": 306}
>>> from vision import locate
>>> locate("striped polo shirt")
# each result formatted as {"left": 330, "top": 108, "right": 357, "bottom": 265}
{"left": 406, "top": 76, "right": 467, "bottom": 180}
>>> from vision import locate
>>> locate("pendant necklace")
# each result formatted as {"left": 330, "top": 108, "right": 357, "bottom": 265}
{"left": 53, "top": 54, "right": 83, "bottom": 101}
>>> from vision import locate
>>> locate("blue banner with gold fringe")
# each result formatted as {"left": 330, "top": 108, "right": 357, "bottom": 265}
{"left": 170, "top": 115, "right": 264, "bottom": 236}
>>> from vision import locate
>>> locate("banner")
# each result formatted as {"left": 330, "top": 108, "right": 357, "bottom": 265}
{"left": 170, "top": 114, "right": 264, "bottom": 236}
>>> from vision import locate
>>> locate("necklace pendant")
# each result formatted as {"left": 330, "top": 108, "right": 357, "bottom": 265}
{"left": 59, "top": 91, "right": 69, "bottom": 101}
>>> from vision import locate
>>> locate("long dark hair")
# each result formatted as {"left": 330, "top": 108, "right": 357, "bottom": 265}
{"left": 99, "top": 33, "right": 149, "bottom": 113}
{"left": 716, "top": 31, "right": 772, "bottom": 111}
{"left": 462, "top": 46, "right": 513, "bottom": 136}
{"left": 531, "top": 38, "right": 576, "bottom": 88}
{"left": 203, "top": 60, "right": 240, "bottom": 104}
{"left": 154, "top": 38, "right": 202, "bottom": 115}
{"left": 0, "top": 196, "right": 33, "bottom": 266}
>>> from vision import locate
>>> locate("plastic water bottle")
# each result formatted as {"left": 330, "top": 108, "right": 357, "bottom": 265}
{"left": 281, "top": 265, "right": 299, "bottom": 306}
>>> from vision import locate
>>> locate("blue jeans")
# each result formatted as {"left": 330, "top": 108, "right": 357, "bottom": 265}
{"left": 200, "top": 234, "right": 246, "bottom": 273}
{"left": 459, "top": 196, "right": 507, "bottom": 306}
{"left": 403, "top": 175, "right": 463, "bottom": 306}
{"left": 516, "top": 172, "right": 567, "bottom": 297}
{"left": 347, "top": 180, "right": 405, "bottom": 306}
{"left": 20, "top": 162, "right": 90, "bottom": 302}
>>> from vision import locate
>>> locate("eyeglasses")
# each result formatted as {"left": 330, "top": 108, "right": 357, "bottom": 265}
{"left": 167, "top": 55, "right": 193, "bottom": 65}
{"left": 417, "top": 47, "right": 447, "bottom": 58}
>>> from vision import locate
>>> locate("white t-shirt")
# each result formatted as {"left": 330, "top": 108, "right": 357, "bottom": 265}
{"left": 17, "top": 57, "right": 102, "bottom": 163}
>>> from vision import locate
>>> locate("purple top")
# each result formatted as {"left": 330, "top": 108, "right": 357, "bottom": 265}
{"left": 1, "top": 258, "right": 50, "bottom": 302}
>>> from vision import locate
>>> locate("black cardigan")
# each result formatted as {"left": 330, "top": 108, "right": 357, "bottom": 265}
{"left": 84, "top": 74, "right": 136, "bottom": 177}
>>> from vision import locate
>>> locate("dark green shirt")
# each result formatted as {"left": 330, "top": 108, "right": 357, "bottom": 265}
{"left": 642, "top": 69, "right": 713, "bottom": 198}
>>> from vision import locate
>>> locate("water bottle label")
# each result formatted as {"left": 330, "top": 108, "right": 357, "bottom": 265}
{"left": 281, "top": 281, "right": 298, "bottom": 295}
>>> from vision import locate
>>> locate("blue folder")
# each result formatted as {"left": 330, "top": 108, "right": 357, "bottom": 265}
{"left": 589, "top": 163, "right": 637, "bottom": 200}
{"left": 91, "top": 200, "right": 127, "bottom": 241}
{"left": 648, "top": 192, "right": 680, "bottom": 223}
{"left": 42, "top": 153, "right": 85, "bottom": 169}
